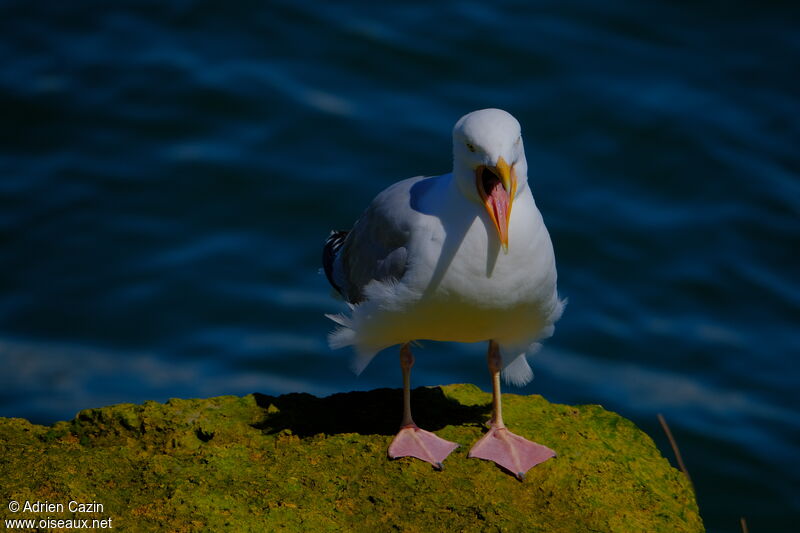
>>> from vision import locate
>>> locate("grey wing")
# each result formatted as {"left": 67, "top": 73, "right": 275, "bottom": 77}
{"left": 334, "top": 177, "right": 425, "bottom": 304}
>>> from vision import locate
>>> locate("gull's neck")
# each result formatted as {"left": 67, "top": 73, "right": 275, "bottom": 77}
{"left": 451, "top": 157, "right": 482, "bottom": 205}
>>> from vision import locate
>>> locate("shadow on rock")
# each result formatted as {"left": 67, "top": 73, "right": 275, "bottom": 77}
{"left": 252, "top": 386, "right": 489, "bottom": 437}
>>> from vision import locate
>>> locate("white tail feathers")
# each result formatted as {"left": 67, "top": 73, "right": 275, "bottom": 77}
{"left": 326, "top": 314, "right": 355, "bottom": 349}
{"left": 325, "top": 312, "right": 381, "bottom": 375}
{"left": 502, "top": 353, "right": 534, "bottom": 387}
{"left": 324, "top": 312, "right": 351, "bottom": 328}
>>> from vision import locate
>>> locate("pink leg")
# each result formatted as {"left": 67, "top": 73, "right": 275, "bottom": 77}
{"left": 468, "top": 341, "right": 555, "bottom": 480}
{"left": 387, "top": 343, "right": 459, "bottom": 470}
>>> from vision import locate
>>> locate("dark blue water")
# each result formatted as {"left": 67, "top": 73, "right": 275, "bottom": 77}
{"left": 1, "top": 1, "right": 798, "bottom": 530}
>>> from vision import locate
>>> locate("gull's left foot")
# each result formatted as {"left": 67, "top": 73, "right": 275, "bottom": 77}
{"left": 468, "top": 425, "right": 555, "bottom": 480}
{"left": 388, "top": 424, "right": 459, "bottom": 470}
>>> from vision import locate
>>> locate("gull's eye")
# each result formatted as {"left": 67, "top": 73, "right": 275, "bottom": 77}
{"left": 466, "top": 143, "right": 476, "bottom": 153}
{"left": 515, "top": 136, "right": 521, "bottom": 145}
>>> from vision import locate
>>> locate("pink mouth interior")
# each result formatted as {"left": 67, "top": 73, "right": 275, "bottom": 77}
{"left": 487, "top": 178, "right": 508, "bottom": 225}
{"left": 480, "top": 167, "right": 508, "bottom": 226}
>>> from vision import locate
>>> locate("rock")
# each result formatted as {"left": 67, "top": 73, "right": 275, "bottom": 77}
{"left": 0, "top": 384, "right": 703, "bottom": 532}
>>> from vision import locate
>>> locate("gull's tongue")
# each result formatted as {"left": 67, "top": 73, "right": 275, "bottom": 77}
{"left": 488, "top": 179, "right": 509, "bottom": 236}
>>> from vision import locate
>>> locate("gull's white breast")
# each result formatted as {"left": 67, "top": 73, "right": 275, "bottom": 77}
{"left": 349, "top": 177, "right": 561, "bottom": 355}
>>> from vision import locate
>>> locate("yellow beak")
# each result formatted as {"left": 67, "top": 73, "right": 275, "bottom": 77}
{"left": 476, "top": 156, "right": 516, "bottom": 251}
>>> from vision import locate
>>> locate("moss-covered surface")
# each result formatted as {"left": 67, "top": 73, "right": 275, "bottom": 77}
{"left": 0, "top": 384, "right": 702, "bottom": 532}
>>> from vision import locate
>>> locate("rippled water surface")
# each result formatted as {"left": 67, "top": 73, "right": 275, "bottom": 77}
{"left": 1, "top": 1, "right": 798, "bottom": 531}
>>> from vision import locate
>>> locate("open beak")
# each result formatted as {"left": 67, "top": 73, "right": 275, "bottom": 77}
{"left": 476, "top": 156, "right": 516, "bottom": 251}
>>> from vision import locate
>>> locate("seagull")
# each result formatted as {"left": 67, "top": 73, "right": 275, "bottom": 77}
{"left": 322, "top": 108, "right": 564, "bottom": 480}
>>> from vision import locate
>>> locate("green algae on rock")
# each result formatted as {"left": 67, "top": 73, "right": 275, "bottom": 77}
{"left": 0, "top": 384, "right": 703, "bottom": 532}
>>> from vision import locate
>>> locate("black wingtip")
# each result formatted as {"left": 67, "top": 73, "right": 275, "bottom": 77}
{"left": 322, "top": 230, "right": 348, "bottom": 295}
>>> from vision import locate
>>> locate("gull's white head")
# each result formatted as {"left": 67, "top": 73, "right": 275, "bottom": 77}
{"left": 452, "top": 109, "right": 529, "bottom": 250}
